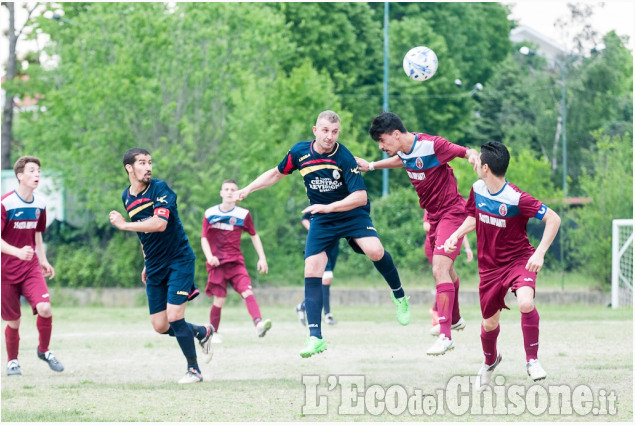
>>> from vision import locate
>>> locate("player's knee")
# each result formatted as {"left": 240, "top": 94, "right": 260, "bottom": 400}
{"left": 322, "top": 278, "right": 333, "bottom": 286}
{"left": 482, "top": 318, "right": 499, "bottom": 332}
{"left": 240, "top": 290, "right": 253, "bottom": 298}
{"left": 6, "top": 319, "right": 20, "bottom": 329}
{"left": 213, "top": 297, "right": 225, "bottom": 308}
{"left": 367, "top": 249, "right": 384, "bottom": 262}
{"left": 431, "top": 264, "right": 449, "bottom": 282}
{"left": 36, "top": 302, "right": 52, "bottom": 318}
{"left": 518, "top": 299, "right": 535, "bottom": 313}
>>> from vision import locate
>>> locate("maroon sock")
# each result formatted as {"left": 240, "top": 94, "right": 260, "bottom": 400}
{"left": 36, "top": 315, "right": 52, "bottom": 353}
{"left": 210, "top": 305, "right": 222, "bottom": 332}
{"left": 5, "top": 325, "right": 19, "bottom": 361}
{"left": 244, "top": 295, "right": 262, "bottom": 324}
{"left": 452, "top": 277, "right": 461, "bottom": 324}
{"left": 521, "top": 308, "right": 540, "bottom": 362}
{"left": 481, "top": 324, "right": 500, "bottom": 366}
{"left": 436, "top": 282, "right": 455, "bottom": 338}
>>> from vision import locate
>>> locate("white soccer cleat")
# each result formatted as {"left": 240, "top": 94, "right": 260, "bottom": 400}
{"left": 426, "top": 333, "right": 455, "bottom": 356}
{"left": 295, "top": 303, "right": 307, "bottom": 327}
{"left": 527, "top": 359, "right": 547, "bottom": 381}
{"left": 475, "top": 353, "right": 502, "bottom": 390}
{"left": 199, "top": 324, "right": 214, "bottom": 363}
{"left": 256, "top": 318, "right": 272, "bottom": 338}
{"left": 178, "top": 367, "right": 203, "bottom": 384}
{"left": 429, "top": 317, "right": 467, "bottom": 336}
{"left": 7, "top": 359, "right": 21, "bottom": 376}
{"left": 211, "top": 333, "right": 223, "bottom": 344}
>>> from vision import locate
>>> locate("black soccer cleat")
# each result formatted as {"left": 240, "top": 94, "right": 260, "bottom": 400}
{"left": 37, "top": 349, "right": 64, "bottom": 372}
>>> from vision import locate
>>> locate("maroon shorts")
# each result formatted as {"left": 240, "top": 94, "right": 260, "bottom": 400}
{"left": 479, "top": 262, "right": 537, "bottom": 319}
{"left": 424, "top": 212, "right": 466, "bottom": 263}
{"left": 205, "top": 262, "right": 252, "bottom": 298}
{"left": 1, "top": 263, "right": 50, "bottom": 321}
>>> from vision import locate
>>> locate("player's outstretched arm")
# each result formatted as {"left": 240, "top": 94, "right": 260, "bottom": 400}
{"left": 444, "top": 216, "right": 476, "bottom": 254}
{"left": 235, "top": 167, "right": 285, "bottom": 202}
{"left": 526, "top": 208, "right": 561, "bottom": 273}
{"left": 109, "top": 211, "right": 168, "bottom": 233}
{"left": 355, "top": 155, "right": 403, "bottom": 172}
{"left": 250, "top": 233, "right": 268, "bottom": 274}
{"left": 35, "top": 232, "right": 55, "bottom": 279}
{"left": 303, "top": 190, "right": 367, "bottom": 215}
{"left": 1, "top": 238, "right": 34, "bottom": 261}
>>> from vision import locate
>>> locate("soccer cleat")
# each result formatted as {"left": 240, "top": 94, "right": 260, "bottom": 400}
{"left": 187, "top": 285, "right": 200, "bottom": 302}
{"left": 475, "top": 353, "right": 502, "bottom": 390}
{"left": 211, "top": 332, "right": 223, "bottom": 344}
{"left": 527, "top": 359, "right": 547, "bottom": 381}
{"left": 300, "top": 336, "right": 327, "bottom": 358}
{"left": 429, "top": 317, "right": 467, "bottom": 337}
{"left": 199, "top": 324, "right": 214, "bottom": 363}
{"left": 255, "top": 318, "right": 272, "bottom": 337}
{"left": 178, "top": 367, "right": 203, "bottom": 384}
{"left": 391, "top": 293, "right": 410, "bottom": 325}
{"left": 426, "top": 333, "right": 455, "bottom": 356}
{"left": 295, "top": 303, "right": 307, "bottom": 327}
{"left": 324, "top": 313, "right": 338, "bottom": 325}
{"left": 7, "top": 359, "right": 21, "bottom": 376}
{"left": 37, "top": 349, "right": 64, "bottom": 372}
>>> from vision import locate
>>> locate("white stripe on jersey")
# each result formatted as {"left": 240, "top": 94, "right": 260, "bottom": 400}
{"left": 473, "top": 180, "right": 521, "bottom": 206}
{"left": 398, "top": 137, "right": 435, "bottom": 159}
{"left": 204, "top": 205, "right": 249, "bottom": 220}
{"left": 2, "top": 191, "right": 47, "bottom": 211}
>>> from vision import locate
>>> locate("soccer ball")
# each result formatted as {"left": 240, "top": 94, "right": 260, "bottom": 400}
{"left": 403, "top": 46, "right": 438, "bottom": 81}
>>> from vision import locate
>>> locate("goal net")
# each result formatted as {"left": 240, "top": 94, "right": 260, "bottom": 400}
{"left": 611, "top": 219, "right": 633, "bottom": 308}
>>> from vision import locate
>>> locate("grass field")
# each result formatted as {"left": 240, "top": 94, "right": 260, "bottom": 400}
{"left": 1, "top": 302, "right": 632, "bottom": 422}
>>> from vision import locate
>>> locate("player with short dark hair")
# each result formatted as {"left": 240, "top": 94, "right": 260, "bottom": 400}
{"left": 201, "top": 179, "right": 272, "bottom": 341}
{"left": 109, "top": 148, "right": 213, "bottom": 384}
{"left": 444, "top": 141, "right": 561, "bottom": 388}
{"left": 236, "top": 110, "right": 410, "bottom": 358}
{"left": 357, "top": 112, "right": 479, "bottom": 356}
{"left": 2, "top": 156, "right": 64, "bottom": 376}
{"left": 295, "top": 211, "right": 340, "bottom": 326}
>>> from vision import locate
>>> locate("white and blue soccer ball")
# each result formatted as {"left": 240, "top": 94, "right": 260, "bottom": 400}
{"left": 403, "top": 46, "right": 438, "bottom": 81}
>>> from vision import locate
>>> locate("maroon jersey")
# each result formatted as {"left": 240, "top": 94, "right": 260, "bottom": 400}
{"left": 466, "top": 180, "right": 547, "bottom": 277}
{"left": 397, "top": 133, "right": 468, "bottom": 220}
{"left": 1, "top": 191, "right": 47, "bottom": 283}
{"left": 202, "top": 205, "right": 256, "bottom": 266}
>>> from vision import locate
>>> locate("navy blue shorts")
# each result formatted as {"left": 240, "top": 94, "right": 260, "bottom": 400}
{"left": 145, "top": 259, "right": 195, "bottom": 315}
{"left": 305, "top": 214, "right": 379, "bottom": 259}
{"left": 325, "top": 242, "right": 339, "bottom": 271}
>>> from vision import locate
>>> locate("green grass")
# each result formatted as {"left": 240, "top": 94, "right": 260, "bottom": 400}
{"left": 2, "top": 304, "right": 632, "bottom": 422}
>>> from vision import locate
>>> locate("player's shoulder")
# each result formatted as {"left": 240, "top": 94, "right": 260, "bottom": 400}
{"left": 1, "top": 190, "right": 46, "bottom": 209}
{"left": 204, "top": 204, "right": 221, "bottom": 218}
{"left": 1, "top": 190, "right": 16, "bottom": 207}
{"left": 289, "top": 140, "right": 312, "bottom": 154}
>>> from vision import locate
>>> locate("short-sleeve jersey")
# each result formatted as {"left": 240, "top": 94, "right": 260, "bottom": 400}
{"left": 466, "top": 180, "right": 547, "bottom": 274}
{"left": 278, "top": 141, "right": 369, "bottom": 223}
{"left": 1, "top": 190, "right": 47, "bottom": 282}
{"left": 397, "top": 133, "right": 468, "bottom": 220}
{"left": 121, "top": 178, "right": 194, "bottom": 275}
{"left": 202, "top": 205, "right": 256, "bottom": 266}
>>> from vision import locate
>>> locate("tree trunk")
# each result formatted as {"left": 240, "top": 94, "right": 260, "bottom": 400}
{"left": 2, "top": 2, "right": 17, "bottom": 170}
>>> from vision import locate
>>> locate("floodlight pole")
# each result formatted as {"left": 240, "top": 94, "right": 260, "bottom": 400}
{"left": 381, "top": 1, "right": 389, "bottom": 197}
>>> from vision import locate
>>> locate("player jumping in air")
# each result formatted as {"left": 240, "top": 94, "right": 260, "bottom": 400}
{"left": 295, "top": 211, "right": 340, "bottom": 326}
{"left": 109, "top": 148, "right": 213, "bottom": 384}
{"left": 2, "top": 156, "right": 64, "bottom": 376}
{"left": 201, "top": 179, "right": 272, "bottom": 340}
{"left": 356, "top": 112, "right": 478, "bottom": 356}
{"left": 444, "top": 141, "right": 560, "bottom": 388}
{"left": 236, "top": 110, "right": 410, "bottom": 358}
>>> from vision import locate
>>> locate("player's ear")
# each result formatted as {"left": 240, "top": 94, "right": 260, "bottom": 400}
{"left": 125, "top": 163, "right": 133, "bottom": 174}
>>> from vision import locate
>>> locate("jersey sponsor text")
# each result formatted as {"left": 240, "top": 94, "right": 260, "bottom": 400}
{"left": 479, "top": 212, "right": 507, "bottom": 228}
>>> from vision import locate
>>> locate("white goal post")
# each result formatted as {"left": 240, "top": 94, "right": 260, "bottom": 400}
{"left": 611, "top": 219, "right": 633, "bottom": 308}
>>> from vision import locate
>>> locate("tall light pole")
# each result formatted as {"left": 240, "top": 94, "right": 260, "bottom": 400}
{"left": 381, "top": 1, "right": 389, "bottom": 197}
{"left": 520, "top": 46, "right": 567, "bottom": 289}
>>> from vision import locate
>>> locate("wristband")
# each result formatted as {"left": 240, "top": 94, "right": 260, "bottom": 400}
{"left": 368, "top": 161, "right": 375, "bottom": 171}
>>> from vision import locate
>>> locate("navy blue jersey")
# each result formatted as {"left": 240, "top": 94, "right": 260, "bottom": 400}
{"left": 279, "top": 141, "right": 369, "bottom": 222}
{"left": 121, "top": 178, "right": 195, "bottom": 275}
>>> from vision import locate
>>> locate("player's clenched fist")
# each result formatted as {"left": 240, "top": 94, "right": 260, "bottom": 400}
{"left": 109, "top": 210, "right": 125, "bottom": 229}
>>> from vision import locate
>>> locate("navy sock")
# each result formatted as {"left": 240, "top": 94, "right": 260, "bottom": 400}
{"left": 169, "top": 318, "right": 199, "bottom": 371}
{"left": 305, "top": 277, "right": 323, "bottom": 338}
{"left": 322, "top": 284, "right": 331, "bottom": 315}
{"left": 373, "top": 250, "right": 405, "bottom": 299}
{"left": 189, "top": 323, "right": 207, "bottom": 341}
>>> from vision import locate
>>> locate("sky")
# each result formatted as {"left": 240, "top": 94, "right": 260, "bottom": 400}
{"left": 1, "top": 1, "right": 634, "bottom": 75}
{"left": 502, "top": 0, "right": 634, "bottom": 50}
